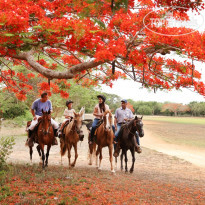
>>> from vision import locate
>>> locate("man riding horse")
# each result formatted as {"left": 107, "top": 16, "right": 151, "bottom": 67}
{"left": 26, "top": 92, "right": 58, "bottom": 146}
{"left": 114, "top": 99, "right": 142, "bottom": 157}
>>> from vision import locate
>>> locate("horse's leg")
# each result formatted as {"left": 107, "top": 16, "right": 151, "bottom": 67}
{"left": 29, "top": 146, "right": 33, "bottom": 164}
{"left": 71, "top": 143, "right": 78, "bottom": 167}
{"left": 130, "top": 148, "right": 135, "bottom": 173}
{"left": 88, "top": 142, "right": 93, "bottom": 165}
{"left": 96, "top": 146, "right": 100, "bottom": 168}
{"left": 45, "top": 145, "right": 51, "bottom": 167}
{"left": 115, "top": 157, "right": 117, "bottom": 171}
{"left": 93, "top": 143, "right": 97, "bottom": 166}
{"left": 67, "top": 144, "right": 71, "bottom": 167}
{"left": 124, "top": 150, "right": 128, "bottom": 173}
{"left": 108, "top": 144, "right": 115, "bottom": 173}
{"left": 40, "top": 145, "right": 45, "bottom": 168}
{"left": 98, "top": 147, "right": 103, "bottom": 170}
{"left": 37, "top": 145, "right": 42, "bottom": 164}
{"left": 120, "top": 151, "right": 124, "bottom": 171}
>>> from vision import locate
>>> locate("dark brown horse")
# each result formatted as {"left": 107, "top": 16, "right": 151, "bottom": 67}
{"left": 116, "top": 116, "right": 144, "bottom": 173}
{"left": 60, "top": 107, "right": 84, "bottom": 168}
{"left": 89, "top": 110, "right": 115, "bottom": 173}
{"left": 29, "top": 109, "right": 55, "bottom": 168}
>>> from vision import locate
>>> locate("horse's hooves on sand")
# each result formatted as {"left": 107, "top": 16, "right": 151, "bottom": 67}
{"left": 98, "top": 167, "right": 102, "bottom": 171}
{"left": 111, "top": 170, "right": 115, "bottom": 174}
{"left": 88, "top": 162, "right": 92, "bottom": 165}
{"left": 130, "top": 170, "right": 133, "bottom": 173}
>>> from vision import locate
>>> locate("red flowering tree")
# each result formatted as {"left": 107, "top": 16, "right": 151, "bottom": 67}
{"left": 0, "top": 0, "right": 205, "bottom": 100}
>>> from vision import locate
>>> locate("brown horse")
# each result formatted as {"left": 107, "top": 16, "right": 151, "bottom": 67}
{"left": 60, "top": 107, "right": 84, "bottom": 168}
{"left": 89, "top": 110, "right": 115, "bottom": 173}
{"left": 29, "top": 109, "right": 55, "bottom": 168}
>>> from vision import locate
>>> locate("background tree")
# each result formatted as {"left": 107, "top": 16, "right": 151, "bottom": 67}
{"left": 0, "top": 0, "right": 205, "bottom": 100}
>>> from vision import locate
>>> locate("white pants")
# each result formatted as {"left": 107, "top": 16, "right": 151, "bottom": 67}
{"left": 29, "top": 115, "right": 59, "bottom": 130}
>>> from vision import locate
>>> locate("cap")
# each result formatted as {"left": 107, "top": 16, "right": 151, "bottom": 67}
{"left": 66, "top": 100, "right": 73, "bottom": 106}
{"left": 121, "top": 99, "right": 127, "bottom": 103}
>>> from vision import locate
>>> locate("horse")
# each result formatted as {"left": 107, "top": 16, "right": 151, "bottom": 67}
{"left": 29, "top": 109, "right": 55, "bottom": 168}
{"left": 88, "top": 110, "right": 115, "bottom": 173}
{"left": 116, "top": 116, "right": 144, "bottom": 173}
{"left": 60, "top": 107, "right": 85, "bottom": 168}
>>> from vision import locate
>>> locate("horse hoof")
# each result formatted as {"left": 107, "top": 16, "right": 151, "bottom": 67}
{"left": 88, "top": 162, "right": 92, "bottom": 165}
{"left": 71, "top": 163, "right": 75, "bottom": 167}
{"left": 130, "top": 170, "right": 133, "bottom": 173}
{"left": 111, "top": 170, "right": 115, "bottom": 173}
{"left": 98, "top": 167, "right": 102, "bottom": 171}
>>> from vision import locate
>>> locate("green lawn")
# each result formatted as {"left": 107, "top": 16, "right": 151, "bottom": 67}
{"left": 144, "top": 116, "right": 205, "bottom": 148}
{"left": 144, "top": 116, "right": 205, "bottom": 125}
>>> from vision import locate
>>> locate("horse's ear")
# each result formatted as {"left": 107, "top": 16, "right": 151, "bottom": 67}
{"left": 135, "top": 116, "right": 138, "bottom": 120}
{"left": 80, "top": 107, "right": 85, "bottom": 116}
{"left": 48, "top": 109, "right": 51, "bottom": 115}
{"left": 42, "top": 109, "right": 44, "bottom": 114}
{"left": 141, "top": 115, "right": 143, "bottom": 119}
{"left": 74, "top": 111, "right": 77, "bottom": 117}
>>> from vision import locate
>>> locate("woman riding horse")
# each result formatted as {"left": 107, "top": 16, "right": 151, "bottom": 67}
{"left": 89, "top": 95, "right": 110, "bottom": 145}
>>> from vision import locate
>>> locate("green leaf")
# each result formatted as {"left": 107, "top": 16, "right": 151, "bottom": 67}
{"left": 3, "top": 33, "right": 15, "bottom": 37}
{"left": 33, "top": 25, "right": 42, "bottom": 29}
{"left": 21, "top": 38, "right": 34, "bottom": 43}
{"left": 89, "top": 30, "right": 100, "bottom": 33}
{"left": 93, "top": 19, "right": 106, "bottom": 29}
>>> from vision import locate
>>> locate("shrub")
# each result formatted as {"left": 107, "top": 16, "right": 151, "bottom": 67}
{"left": 0, "top": 136, "right": 15, "bottom": 170}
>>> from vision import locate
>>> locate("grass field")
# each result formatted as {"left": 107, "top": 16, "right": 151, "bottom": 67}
{"left": 144, "top": 116, "right": 205, "bottom": 125}
{"left": 143, "top": 116, "right": 205, "bottom": 149}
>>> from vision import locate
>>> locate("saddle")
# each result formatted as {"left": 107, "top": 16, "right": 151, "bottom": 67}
{"left": 94, "top": 119, "right": 103, "bottom": 136}
{"left": 26, "top": 118, "right": 43, "bottom": 143}
{"left": 62, "top": 119, "right": 72, "bottom": 133}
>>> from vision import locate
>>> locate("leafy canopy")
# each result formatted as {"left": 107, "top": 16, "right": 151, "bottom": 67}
{"left": 0, "top": 0, "right": 205, "bottom": 100}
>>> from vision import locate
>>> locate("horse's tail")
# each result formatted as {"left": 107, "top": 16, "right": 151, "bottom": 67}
{"left": 60, "top": 139, "right": 67, "bottom": 156}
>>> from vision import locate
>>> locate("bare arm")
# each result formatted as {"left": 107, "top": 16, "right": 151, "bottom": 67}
{"left": 93, "top": 107, "right": 103, "bottom": 118}
{"left": 114, "top": 117, "right": 117, "bottom": 129}
{"left": 31, "top": 109, "right": 36, "bottom": 120}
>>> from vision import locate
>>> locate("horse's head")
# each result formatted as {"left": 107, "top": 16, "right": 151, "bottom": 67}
{"left": 41, "top": 109, "right": 51, "bottom": 135}
{"left": 133, "top": 116, "right": 144, "bottom": 137}
{"left": 103, "top": 110, "right": 113, "bottom": 132}
{"left": 42, "top": 109, "right": 51, "bottom": 122}
{"left": 73, "top": 107, "right": 85, "bottom": 140}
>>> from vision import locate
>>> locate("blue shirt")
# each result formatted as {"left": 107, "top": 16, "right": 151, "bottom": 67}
{"left": 31, "top": 98, "right": 52, "bottom": 116}
{"left": 115, "top": 107, "right": 134, "bottom": 123}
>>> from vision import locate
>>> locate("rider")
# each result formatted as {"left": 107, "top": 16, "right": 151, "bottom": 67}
{"left": 89, "top": 95, "right": 109, "bottom": 144}
{"left": 26, "top": 92, "right": 58, "bottom": 146}
{"left": 113, "top": 99, "right": 142, "bottom": 156}
{"left": 58, "top": 100, "right": 75, "bottom": 137}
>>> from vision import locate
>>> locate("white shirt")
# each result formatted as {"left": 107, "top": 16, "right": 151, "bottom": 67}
{"left": 94, "top": 104, "right": 109, "bottom": 119}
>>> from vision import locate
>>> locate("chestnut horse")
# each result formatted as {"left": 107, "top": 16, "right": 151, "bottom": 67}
{"left": 29, "top": 109, "right": 55, "bottom": 168}
{"left": 89, "top": 110, "right": 115, "bottom": 173}
{"left": 60, "top": 107, "right": 84, "bottom": 167}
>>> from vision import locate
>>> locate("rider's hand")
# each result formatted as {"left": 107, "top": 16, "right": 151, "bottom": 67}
{"left": 33, "top": 116, "right": 37, "bottom": 120}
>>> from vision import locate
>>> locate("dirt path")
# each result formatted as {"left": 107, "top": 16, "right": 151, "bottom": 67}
{"left": 5, "top": 125, "right": 205, "bottom": 190}
{"left": 143, "top": 121, "right": 205, "bottom": 168}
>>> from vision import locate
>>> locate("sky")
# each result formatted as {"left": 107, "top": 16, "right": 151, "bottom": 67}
{"left": 101, "top": 6, "right": 205, "bottom": 104}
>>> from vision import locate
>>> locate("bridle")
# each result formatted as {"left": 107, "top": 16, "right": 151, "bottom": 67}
{"left": 40, "top": 117, "right": 52, "bottom": 135}
{"left": 125, "top": 119, "right": 142, "bottom": 136}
